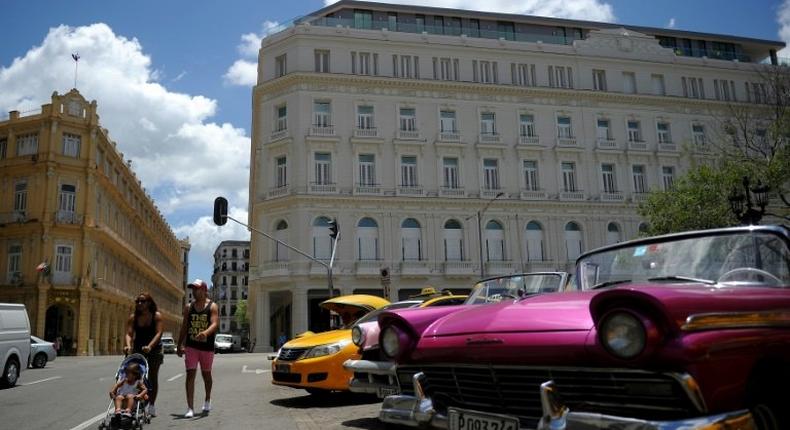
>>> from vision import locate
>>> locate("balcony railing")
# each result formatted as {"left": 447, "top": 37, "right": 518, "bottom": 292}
{"left": 627, "top": 140, "right": 648, "bottom": 151}
{"left": 481, "top": 189, "right": 503, "bottom": 198}
{"left": 658, "top": 142, "right": 678, "bottom": 152}
{"left": 270, "top": 129, "right": 288, "bottom": 142}
{"left": 55, "top": 211, "right": 83, "bottom": 225}
{"left": 600, "top": 192, "right": 625, "bottom": 202}
{"left": 309, "top": 182, "right": 337, "bottom": 193}
{"left": 520, "top": 189, "right": 547, "bottom": 200}
{"left": 443, "top": 261, "right": 476, "bottom": 276}
{"left": 632, "top": 193, "right": 650, "bottom": 203}
{"left": 559, "top": 191, "right": 585, "bottom": 201}
{"left": 354, "top": 127, "right": 379, "bottom": 138}
{"left": 596, "top": 138, "right": 617, "bottom": 149}
{"left": 355, "top": 261, "right": 381, "bottom": 276}
{"left": 354, "top": 184, "right": 382, "bottom": 195}
{"left": 556, "top": 137, "right": 577, "bottom": 147}
{"left": 268, "top": 186, "right": 289, "bottom": 198}
{"left": 400, "top": 261, "right": 431, "bottom": 276}
{"left": 438, "top": 131, "right": 460, "bottom": 142}
{"left": 439, "top": 187, "right": 465, "bottom": 197}
{"left": 396, "top": 129, "right": 421, "bottom": 140}
{"left": 486, "top": 261, "right": 515, "bottom": 275}
{"left": 695, "top": 144, "right": 713, "bottom": 154}
{"left": 260, "top": 262, "right": 290, "bottom": 277}
{"left": 309, "top": 125, "right": 335, "bottom": 136}
{"left": 397, "top": 186, "right": 424, "bottom": 196}
{"left": 0, "top": 211, "right": 26, "bottom": 224}
{"left": 478, "top": 133, "right": 501, "bottom": 144}
{"left": 518, "top": 135, "right": 540, "bottom": 145}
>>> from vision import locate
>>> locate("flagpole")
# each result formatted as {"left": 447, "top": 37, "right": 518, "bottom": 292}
{"left": 71, "top": 53, "right": 80, "bottom": 89}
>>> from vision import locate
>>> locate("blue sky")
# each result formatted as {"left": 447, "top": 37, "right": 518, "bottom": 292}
{"left": 1, "top": 0, "right": 788, "bottom": 286}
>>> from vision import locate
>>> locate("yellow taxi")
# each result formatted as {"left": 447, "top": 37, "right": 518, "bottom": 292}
{"left": 271, "top": 294, "right": 389, "bottom": 394}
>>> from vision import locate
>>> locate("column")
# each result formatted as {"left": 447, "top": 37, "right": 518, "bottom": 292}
{"left": 36, "top": 284, "right": 49, "bottom": 338}
{"left": 291, "top": 288, "right": 308, "bottom": 336}
{"left": 254, "top": 288, "right": 269, "bottom": 352}
{"left": 77, "top": 289, "right": 91, "bottom": 356}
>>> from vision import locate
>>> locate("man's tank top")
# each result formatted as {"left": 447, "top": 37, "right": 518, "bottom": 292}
{"left": 185, "top": 301, "right": 215, "bottom": 351}
{"left": 133, "top": 314, "right": 161, "bottom": 353}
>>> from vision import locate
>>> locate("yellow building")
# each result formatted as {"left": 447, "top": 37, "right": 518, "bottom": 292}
{"left": 0, "top": 89, "right": 186, "bottom": 356}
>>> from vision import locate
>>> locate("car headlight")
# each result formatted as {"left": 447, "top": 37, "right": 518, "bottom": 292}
{"left": 351, "top": 326, "right": 366, "bottom": 346}
{"left": 303, "top": 341, "right": 349, "bottom": 359}
{"left": 600, "top": 312, "right": 646, "bottom": 359}
{"left": 381, "top": 326, "right": 401, "bottom": 358}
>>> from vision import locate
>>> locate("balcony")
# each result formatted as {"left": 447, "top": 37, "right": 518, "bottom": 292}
{"left": 55, "top": 211, "right": 83, "bottom": 225}
{"left": 596, "top": 138, "right": 618, "bottom": 149}
{"left": 485, "top": 261, "right": 516, "bottom": 276}
{"left": 556, "top": 137, "right": 577, "bottom": 147}
{"left": 520, "top": 189, "right": 547, "bottom": 200}
{"left": 355, "top": 261, "right": 381, "bottom": 276}
{"left": 631, "top": 192, "right": 650, "bottom": 203}
{"left": 397, "top": 186, "right": 424, "bottom": 196}
{"left": 627, "top": 140, "right": 648, "bottom": 151}
{"left": 396, "top": 129, "right": 421, "bottom": 140}
{"left": 438, "top": 131, "right": 460, "bottom": 142}
{"left": 518, "top": 135, "right": 540, "bottom": 146}
{"left": 270, "top": 129, "right": 288, "bottom": 142}
{"left": 481, "top": 189, "right": 503, "bottom": 199}
{"left": 439, "top": 187, "right": 466, "bottom": 197}
{"left": 308, "top": 125, "right": 335, "bottom": 137}
{"left": 443, "top": 261, "right": 476, "bottom": 276}
{"left": 478, "top": 133, "right": 501, "bottom": 144}
{"left": 600, "top": 192, "right": 625, "bottom": 202}
{"left": 400, "top": 261, "right": 431, "bottom": 276}
{"left": 354, "top": 184, "right": 382, "bottom": 195}
{"left": 0, "top": 211, "right": 26, "bottom": 224}
{"left": 268, "top": 186, "right": 289, "bottom": 198}
{"left": 309, "top": 182, "right": 337, "bottom": 193}
{"left": 354, "top": 127, "right": 379, "bottom": 138}
{"left": 694, "top": 144, "right": 713, "bottom": 154}
{"left": 559, "top": 191, "right": 585, "bottom": 201}
{"left": 523, "top": 261, "right": 560, "bottom": 272}
{"left": 658, "top": 142, "right": 678, "bottom": 152}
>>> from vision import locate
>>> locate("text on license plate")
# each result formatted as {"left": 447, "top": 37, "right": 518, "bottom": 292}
{"left": 376, "top": 386, "right": 399, "bottom": 398}
{"left": 274, "top": 363, "right": 291, "bottom": 373}
{"left": 448, "top": 408, "right": 519, "bottom": 430}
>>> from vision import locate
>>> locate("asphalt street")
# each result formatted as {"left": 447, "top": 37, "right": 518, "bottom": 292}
{"left": 0, "top": 353, "right": 388, "bottom": 430}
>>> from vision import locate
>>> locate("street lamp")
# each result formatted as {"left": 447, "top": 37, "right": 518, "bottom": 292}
{"left": 728, "top": 176, "right": 770, "bottom": 225}
{"left": 471, "top": 192, "right": 505, "bottom": 279}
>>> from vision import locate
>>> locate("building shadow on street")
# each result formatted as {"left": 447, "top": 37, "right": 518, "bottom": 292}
{"left": 270, "top": 392, "right": 380, "bottom": 409}
{"left": 342, "top": 417, "right": 397, "bottom": 429}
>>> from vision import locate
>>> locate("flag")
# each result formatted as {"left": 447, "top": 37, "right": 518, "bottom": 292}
{"left": 36, "top": 262, "right": 50, "bottom": 275}
{"left": 71, "top": 53, "right": 80, "bottom": 62}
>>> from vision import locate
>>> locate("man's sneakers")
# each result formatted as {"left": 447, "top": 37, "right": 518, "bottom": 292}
{"left": 147, "top": 404, "right": 157, "bottom": 417}
{"left": 202, "top": 400, "right": 211, "bottom": 413}
{"left": 183, "top": 401, "right": 209, "bottom": 418}
{"left": 184, "top": 408, "right": 194, "bottom": 418}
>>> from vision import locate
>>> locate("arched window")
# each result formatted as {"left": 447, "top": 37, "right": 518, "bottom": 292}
{"left": 312, "top": 216, "right": 332, "bottom": 259}
{"left": 525, "top": 221, "right": 544, "bottom": 261}
{"left": 274, "top": 220, "right": 289, "bottom": 261}
{"left": 443, "top": 219, "right": 463, "bottom": 261}
{"left": 401, "top": 218, "right": 422, "bottom": 260}
{"left": 564, "top": 222, "right": 583, "bottom": 261}
{"left": 357, "top": 217, "right": 379, "bottom": 260}
{"left": 485, "top": 220, "right": 505, "bottom": 261}
{"left": 606, "top": 222, "right": 621, "bottom": 245}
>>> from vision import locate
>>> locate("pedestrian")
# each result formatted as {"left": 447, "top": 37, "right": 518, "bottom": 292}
{"left": 109, "top": 362, "right": 147, "bottom": 422}
{"left": 177, "top": 279, "right": 219, "bottom": 418}
{"left": 124, "top": 292, "right": 164, "bottom": 417}
{"left": 54, "top": 336, "right": 62, "bottom": 356}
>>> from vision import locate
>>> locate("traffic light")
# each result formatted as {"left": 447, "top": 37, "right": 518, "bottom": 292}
{"left": 328, "top": 219, "right": 339, "bottom": 240}
{"left": 213, "top": 197, "right": 228, "bottom": 226}
{"left": 380, "top": 268, "right": 389, "bottom": 279}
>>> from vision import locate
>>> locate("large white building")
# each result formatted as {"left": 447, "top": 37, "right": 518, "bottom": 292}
{"left": 210, "top": 240, "right": 250, "bottom": 335}
{"left": 247, "top": 0, "right": 784, "bottom": 350}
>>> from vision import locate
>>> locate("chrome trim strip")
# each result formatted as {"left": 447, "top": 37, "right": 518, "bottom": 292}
{"left": 682, "top": 311, "right": 790, "bottom": 332}
{"left": 666, "top": 373, "right": 707, "bottom": 413}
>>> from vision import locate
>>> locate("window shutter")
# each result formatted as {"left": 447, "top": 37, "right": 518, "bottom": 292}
{"left": 511, "top": 63, "right": 516, "bottom": 85}
{"left": 472, "top": 60, "right": 478, "bottom": 82}
{"left": 392, "top": 55, "right": 398, "bottom": 77}
{"left": 548, "top": 66, "right": 555, "bottom": 87}
{"left": 492, "top": 62, "right": 498, "bottom": 84}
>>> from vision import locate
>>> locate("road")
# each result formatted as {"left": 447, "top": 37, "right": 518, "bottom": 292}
{"left": 0, "top": 353, "right": 388, "bottom": 430}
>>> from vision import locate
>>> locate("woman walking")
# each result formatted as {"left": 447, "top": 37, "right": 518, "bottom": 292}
{"left": 124, "top": 292, "right": 164, "bottom": 417}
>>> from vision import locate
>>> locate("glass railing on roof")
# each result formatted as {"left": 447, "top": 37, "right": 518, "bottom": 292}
{"left": 667, "top": 46, "right": 753, "bottom": 62}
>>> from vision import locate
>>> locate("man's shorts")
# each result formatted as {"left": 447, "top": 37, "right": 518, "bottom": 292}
{"left": 184, "top": 346, "right": 214, "bottom": 371}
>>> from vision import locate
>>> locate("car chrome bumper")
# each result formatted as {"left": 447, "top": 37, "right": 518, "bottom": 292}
{"left": 379, "top": 374, "right": 758, "bottom": 430}
{"left": 343, "top": 359, "right": 398, "bottom": 395}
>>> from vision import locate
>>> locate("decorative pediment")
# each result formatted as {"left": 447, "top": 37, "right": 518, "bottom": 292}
{"left": 574, "top": 28, "right": 675, "bottom": 60}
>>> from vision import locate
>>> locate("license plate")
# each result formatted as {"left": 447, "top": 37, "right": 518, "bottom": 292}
{"left": 376, "top": 386, "right": 399, "bottom": 398}
{"left": 448, "top": 408, "right": 519, "bottom": 430}
{"left": 274, "top": 363, "right": 291, "bottom": 373}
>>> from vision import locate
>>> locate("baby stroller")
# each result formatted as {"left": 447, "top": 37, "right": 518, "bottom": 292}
{"left": 99, "top": 354, "right": 151, "bottom": 430}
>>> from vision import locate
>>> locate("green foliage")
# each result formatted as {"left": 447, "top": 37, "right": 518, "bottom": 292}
{"left": 235, "top": 299, "right": 249, "bottom": 328}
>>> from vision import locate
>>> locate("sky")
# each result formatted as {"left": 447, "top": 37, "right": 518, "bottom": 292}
{"left": 1, "top": 0, "right": 789, "bottom": 287}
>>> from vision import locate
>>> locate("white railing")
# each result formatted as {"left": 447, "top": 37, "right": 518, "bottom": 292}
{"left": 55, "top": 211, "right": 83, "bottom": 225}
{"left": 628, "top": 140, "right": 648, "bottom": 151}
{"left": 596, "top": 138, "right": 617, "bottom": 149}
{"left": 268, "top": 186, "right": 289, "bottom": 198}
{"left": 354, "top": 185, "right": 382, "bottom": 195}
{"left": 438, "top": 132, "right": 460, "bottom": 142}
{"left": 260, "top": 262, "right": 290, "bottom": 277}
{"left": 397, "top": 130, "right": 421, "bottom": 140}
{"left": 478, "top": 133, "right": 501, "bottom": 144}
{"left": 518, "top": 135, "right": 540, "bottom": 145}
{"left": 440, "top": 187, "right": 465, "bottom": 197}
{"left": 270, "top": 129, "right": 288, "bottom": 142}
{"left": 443, "top": 261, "right": 476, "bottom": 275}
{"left": 520, "top": 189, "right": 547, "bottom": 200}
{"left": 355, "top": 261, "right": 381, "bottom": 275}
{"left": 397, "top": 186, "right": 424, "bottom": 196}
{"left": 556, "top": 137, "right": 577, "bottom": 147}
{"left": 658, "top": 142, "right": 678, "bottom": 152}
{"left": 695, "top": 144, "right": 713, "bottom": 154}
{"left": 481, "top": 189, "right": 503, "bottom": 198}
{"left": 309, "top": 183, "right": 337, "bottom": 193}
{"left": 631, "top": 193, "right": 650, "bottom": 203}
{"left": 559, "top": 191, "right": 585, "bottom": 201}
{"left": 600, "top": 192, "right": 625, "bottom": 202}
{"left": 0, "top": 211, "right": 26, "bottom": 224}
{"left": 309, "top": 125, "right": 335, "bottom": 136}
{"left": 400, "top": 261, "right": 431, "bottom": 276}
{"left": 486, "top": 261, "right": 515, "bottom": 275}
{"left": 354, "top": 127, "right": 379, "bottom": 138}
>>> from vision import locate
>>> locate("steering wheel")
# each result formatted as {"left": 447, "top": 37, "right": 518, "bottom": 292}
{"left": 717, "top": 267, "right": 783, "bottom": 285}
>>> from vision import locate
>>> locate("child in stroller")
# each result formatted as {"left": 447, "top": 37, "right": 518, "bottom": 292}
{"left": 100, "top": 354, "right": 151, "bottom": 430}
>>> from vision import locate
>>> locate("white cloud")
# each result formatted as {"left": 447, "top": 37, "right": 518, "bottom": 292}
{"left": 0, "top": 23, "right": 251, "bottom": 282}
{"left": 322, "top": 0, "right": 615, "bottom": 22}
{"left": 224, "top": 20, "right": 280, "bottom": 87}
{"left": 666, "top": 18, "right": 676, "bottom": 29}
{"left": 778, "top": 0, "right": 790, "bottom": 57}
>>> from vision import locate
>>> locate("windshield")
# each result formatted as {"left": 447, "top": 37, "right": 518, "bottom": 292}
{"left": 161, "top": 338, "right": 174, "bottom": 344}
{"left": 216, "top": 335, "right": 232, "bottom": 342}
{"left": 465, "top": 273, "right": 565, "bottom": 304}
{"left": 577, "top": 230, "right": 790, "bottom": 290}
{"left": 352, "top": 301, "right": 420, "bottom": 326}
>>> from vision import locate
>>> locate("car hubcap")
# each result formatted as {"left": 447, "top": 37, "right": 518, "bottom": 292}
{"left": 35, "top": 355, "right": 46, "bottom": 367}
{"left": 7, "top": 362, "right": 18, "bottom": 384}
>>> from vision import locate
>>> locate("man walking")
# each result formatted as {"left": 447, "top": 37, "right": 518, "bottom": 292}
{"left": 177, "top": 279, "right": 219, "bottom": 418}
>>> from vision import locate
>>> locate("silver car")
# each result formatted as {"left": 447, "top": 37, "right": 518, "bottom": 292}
{"left": 29, "top": 336, "right": 56, "bottom": 368}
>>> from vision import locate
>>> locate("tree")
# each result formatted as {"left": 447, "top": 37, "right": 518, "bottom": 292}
{"left": 640, "top": 65, "right": 790, "bottom": 235}
{"left": 235, "top": 299, "right": 249, "bottom": 331}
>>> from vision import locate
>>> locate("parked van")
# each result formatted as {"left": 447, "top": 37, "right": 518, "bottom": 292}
{"left": 0, "top": 303, "right": 31, "bottom": 387}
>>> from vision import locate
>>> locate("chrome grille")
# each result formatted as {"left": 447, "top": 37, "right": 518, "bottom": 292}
{"left": 397, "top": 364, "right": 699, "bottom": 428}
{"left": 277, "top": 347, "right": 309, "bottom": 361}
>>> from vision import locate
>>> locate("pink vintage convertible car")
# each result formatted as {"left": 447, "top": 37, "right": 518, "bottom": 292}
{"left": 377, "top": 225, "right": 790, "bottom": 430}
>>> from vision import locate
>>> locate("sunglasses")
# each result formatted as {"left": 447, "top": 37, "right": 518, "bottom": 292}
{"left": 135, "top": 299, "right": 148, "bottom": 304}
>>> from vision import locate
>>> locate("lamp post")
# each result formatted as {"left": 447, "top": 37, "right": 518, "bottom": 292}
{"left": 728, "top": 176, "right": 770, "bottom": 225}
{"left": 473, "top": 192, "right": 504, "bottom": 279}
